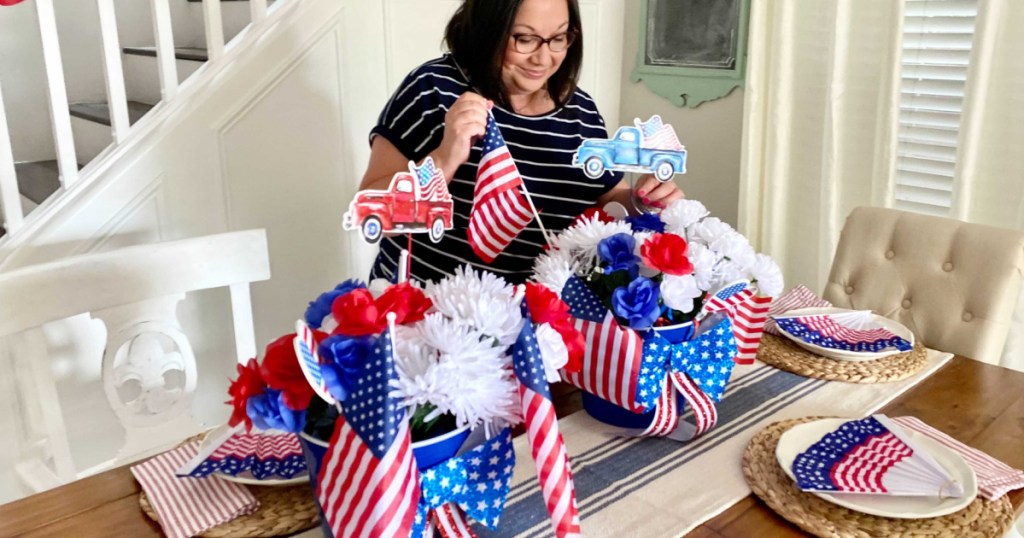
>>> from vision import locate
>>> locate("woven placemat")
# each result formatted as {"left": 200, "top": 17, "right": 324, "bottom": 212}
{"left": 139, "top": 435, "right": 319, "bottom": 538}
{"left": 742, "top": 417, "right": 1015, "bottom": 538}
{"left": 756, "top": 333, "right": 928, "bottom": 383}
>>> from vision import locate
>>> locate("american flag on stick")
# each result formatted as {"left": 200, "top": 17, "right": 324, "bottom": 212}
{"left": 316, "top": 328, "right": 421, "bottom": 538}
{"left": 634, "top": 115, "right": 685, "bottom": 151}
{"left": 701, "top": 281, "right": 772, "bottom": 365}
{"left": 514, "top": 301, "right": 581, "bottom": 538}
{"left": 468, "top": 114, "right": 548, "bottom": 262}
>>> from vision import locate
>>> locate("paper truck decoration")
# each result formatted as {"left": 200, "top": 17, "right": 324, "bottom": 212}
{"left": 573, "top": 115, "right": 687, "bottom": 182}
{"left": 343, "top": 157, "right": 453, "bottom": 244}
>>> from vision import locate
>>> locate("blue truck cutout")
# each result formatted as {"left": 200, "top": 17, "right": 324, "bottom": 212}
{"left": 572, "top": 115, "right": 687, "bottom": 182}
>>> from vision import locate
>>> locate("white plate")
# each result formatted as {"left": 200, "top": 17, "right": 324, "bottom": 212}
{"left": 773, "top": 307, "right": 915, "bottom": 362}
{"left": 775, "top": 418, "right": 977, "bottom": 519}
{"left": 196, "top": 424, "right": 310, "bottom": 486}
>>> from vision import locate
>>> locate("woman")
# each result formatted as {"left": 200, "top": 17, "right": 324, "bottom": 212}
{"left": 363, "top": 0, "right": 684, "bottom": 284}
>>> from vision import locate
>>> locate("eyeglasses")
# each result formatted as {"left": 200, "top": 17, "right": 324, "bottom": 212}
{"left": 511, "top": 31, "right": 576, "bottom": 54}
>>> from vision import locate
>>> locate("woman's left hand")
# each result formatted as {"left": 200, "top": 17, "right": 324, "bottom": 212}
{"left": 634, "top": 174, "right": 685, "bottom": 210}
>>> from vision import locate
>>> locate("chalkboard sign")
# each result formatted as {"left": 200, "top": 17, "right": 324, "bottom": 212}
{"left": 646, "top": 0, "right": 740, "bottom": 69}
{"left": 631, "top": 0, "right": 750, "bottom": 108}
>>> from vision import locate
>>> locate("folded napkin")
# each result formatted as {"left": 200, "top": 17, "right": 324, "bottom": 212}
{"left": 763, "top": 284, "right": 832, "bottom": 336}
{"left": 892, "top": 416, "right": 1024, "bottom": 500}
{"left": 131, "top": 440, "right": 260, "bottom": 538}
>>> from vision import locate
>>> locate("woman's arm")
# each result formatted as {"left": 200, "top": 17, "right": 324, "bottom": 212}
{"left": 595, "top": 174, "right": 686, "bottom": 214}
{"left": 360, "top": 93, "right": 492, "bottom": 191}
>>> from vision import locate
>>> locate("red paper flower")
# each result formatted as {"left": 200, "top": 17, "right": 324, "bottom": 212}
{"left": 524, "top": 282, "right": 570, "bottom": 324}
{"left": 0, "top": 1, "right": 27, "bottom": 6}
{"left": 332, "top": 288, "right": 386, "bottom": 336}
{"left": 640, "top": 233, "right": 694, "bottom": 276}
{"left": 226, "top": 358, "right": 265, "bottom": 431}
{"left": 375, "top": 282, "right": 432, "bottom": 326}
{"left": 259, "top": 333, "right": 315, "bottom": 411}
{"left": 525, "top": 283, "right": 584, "bottom": 372}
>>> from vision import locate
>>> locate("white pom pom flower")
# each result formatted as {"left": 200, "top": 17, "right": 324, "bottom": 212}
{"left": 751, "top": 253, "right": 784, "bottom": 297}
{"left": 687, "top": 242, "right": 720, "bottom": 291}
{"left": 532, "top": 247, "right": 576, "bottom": 296}
{"left": 550, "top": 214, "right": 633, "bottom": 266}
{"left": 661, "top": 274, "right": 703, "bottom": 314}
{"left": 661, "top": 199, "right": 709, "bottom": 234}
{"left": 426, "top": 266, "right": 524, "bottom": 347}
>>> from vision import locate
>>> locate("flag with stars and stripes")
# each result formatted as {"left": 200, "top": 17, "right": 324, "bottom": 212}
{"left": 413, "top": 157, "right": 451, "bottom": 202}
{"left": 412, "top": 429, "right": 515, "bottom": 537}
{"left": 513, "top": 305, "right": 581, "bottom": 538}
{"left": 775, "top": 315, "right": 913, "bottom": 353}
{"left": 467, "top": 114, "right": 535, "bottom": 263}
{"left": 634, "top": 115, "right": 685, "bottom": 151}
{"left": 560, "top": 275, "right": 646, "bottom": 413}
{"left": 178, "top": 429, "right": 307, "bottom": 480}
{"left": 791, "top": 415, "right": 960, "bottom": 497}
{"left": 316, "top": 328, "right": 421, "bottom": 538}
{"left": 701, "top": 280, "right": 773, "bottom": 365}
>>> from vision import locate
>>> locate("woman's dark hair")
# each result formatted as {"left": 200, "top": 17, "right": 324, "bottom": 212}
{"left": 443, "top": 0, "right": 583, "bottom": 111}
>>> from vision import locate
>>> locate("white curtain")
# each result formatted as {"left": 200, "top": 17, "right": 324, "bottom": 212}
{"left": 950, "top": 0, "right": 1024, "bottom": 229}
{"left": 740, "top": 0, "right": 1024, "bottom": 370}
{"left": 738, "top": 0, "right": 904, "bottom": 294}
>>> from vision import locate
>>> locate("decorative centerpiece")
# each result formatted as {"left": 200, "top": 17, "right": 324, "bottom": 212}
{"left": 226, "top": 267, "right": 585, "bottom": 538}
{"left": 532, "top": 199, "right": 783, "bottom": 439}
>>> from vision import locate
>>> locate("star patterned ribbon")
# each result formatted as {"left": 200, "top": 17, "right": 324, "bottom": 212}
{"left": 635, "top": 315, "right": 738, "bottom": 439}
{"left": 411, "top": 428, "right": 516, "bottom": 538}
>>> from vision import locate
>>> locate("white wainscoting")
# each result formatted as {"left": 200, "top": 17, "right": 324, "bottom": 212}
{"left": 0, "top": 0, "right": 626, "bottom": 502}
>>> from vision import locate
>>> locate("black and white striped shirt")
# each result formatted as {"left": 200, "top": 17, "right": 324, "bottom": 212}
{"left": 368, "top": 55, "right": 622, "bottom": 284}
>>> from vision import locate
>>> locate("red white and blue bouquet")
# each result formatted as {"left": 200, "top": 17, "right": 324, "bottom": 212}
{"left": 532, "top": 199, "right": 783, "bottom": 440}
{"left": 224, "top": 267, "right": 585, "bottom": 538}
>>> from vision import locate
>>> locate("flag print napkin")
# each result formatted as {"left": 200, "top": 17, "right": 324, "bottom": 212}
{"left": 763, "top": 284, "right": 833, "bottom": 336}
{"left": 131, "top": 440, "right": 259, "bottom": 538}
{"left": 892, "top": 416, "right": 1024, "bottom": 500}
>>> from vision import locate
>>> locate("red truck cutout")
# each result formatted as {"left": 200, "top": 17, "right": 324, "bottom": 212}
{"left": 343, "top": 158, "right": 453, "bottom": 244}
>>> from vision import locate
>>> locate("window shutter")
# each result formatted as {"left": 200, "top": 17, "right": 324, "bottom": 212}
{"left": 896, "top": 0, "right": 978, "bottom": 216}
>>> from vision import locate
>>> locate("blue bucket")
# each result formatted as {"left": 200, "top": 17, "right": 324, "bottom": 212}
{"left": 581, "top": 321, "right": 694, "bottom": 428}
{"left": 299, "top": 425, "right": 471, "bottom": 537}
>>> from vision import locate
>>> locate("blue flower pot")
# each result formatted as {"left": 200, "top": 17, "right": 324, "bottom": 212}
{"left": 581, "top": 321, "right": 694, "bottom": 429}
{"left": 299, "top": 425, "right": 471, "bottom": 537}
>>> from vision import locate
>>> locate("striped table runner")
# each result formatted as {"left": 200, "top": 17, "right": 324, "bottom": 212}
{"left": 475, "top": 349, "right": 954, "bottom": 538}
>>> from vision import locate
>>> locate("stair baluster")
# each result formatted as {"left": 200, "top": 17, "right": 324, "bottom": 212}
{"left": 97, "top": 0, "right": 131, "bottom": 144}
{"left": 35, "top": 0, "right": 79, "bottom": 188}
{"left": 0, "top": 81, "right": 23, "bottom": 234}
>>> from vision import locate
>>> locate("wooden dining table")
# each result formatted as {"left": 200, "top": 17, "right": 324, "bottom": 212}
{"left": 2, "top": 355, "right": 1022, "bottom": 537}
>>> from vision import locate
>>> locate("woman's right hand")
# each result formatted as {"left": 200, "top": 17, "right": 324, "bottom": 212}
{"left": 433, "top": 92, "right": 492, "bottom": 180}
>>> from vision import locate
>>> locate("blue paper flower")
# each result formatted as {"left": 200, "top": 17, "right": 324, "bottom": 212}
{"left": 304, "top": 279, "right": 366, "bottom": 329}
{"left": 247, "top": 389, "right": 306, "bottom": 433}
{"left": 318, "top": 334, "right": 373, "bottom": 402}
{"left": 612, "top": 277, "right": 662, "bottom": 329}
{"left": 598, "top": 233, "right": 640, "bottom": 277}
{"left": 626, "top": 213, "right": 666, "bottom": 233}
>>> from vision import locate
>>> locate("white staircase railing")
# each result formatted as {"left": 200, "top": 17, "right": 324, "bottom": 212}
{"left": 0, "top": 0, "right": 290, "bottom": 239}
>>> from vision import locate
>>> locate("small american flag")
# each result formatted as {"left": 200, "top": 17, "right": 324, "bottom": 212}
{"left": 635, "top": 115, "right": 685, "bottom": 151}
{"left": 793, "top": 417, "right": 914, "bottom": 494}
{"left": 414, "top": 157, "right": 450, "bottom": 202}
{"left": 316, "top": 328, "right": 420, "bottom": 538}
{"left": 294, "top": 320, "right": 334, "bottom": 405}
{"left": 561, "top": 275, "right": 646, "bottom": 413}
{"left": 179, "top": 430, "right": 306, "bottom": 480}
{"left": 776, "top": 315, "right": 913, "bottom": 352}
{"left": 467, "top": 115, "right": 534, "bottom": 263}
{"left": 514, "top": 305, "right": 581, "bottom": 538}
{"left": 763, "top": 285, "right": 832, "bottom": 335}
{"left": 701, "top": 281, "right": 772, "bottom": 365}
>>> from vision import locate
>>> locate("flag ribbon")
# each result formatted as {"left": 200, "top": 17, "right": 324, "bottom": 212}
{"left": 633, "top": 315, "right": 738, "bottom": 439}
{"left": 411, "top": 429, "right": 515, "bottom": 538}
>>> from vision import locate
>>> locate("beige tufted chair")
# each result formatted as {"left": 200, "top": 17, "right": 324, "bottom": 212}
{"left": 823, "top": 207, "right": 1024, "bottom": 365}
